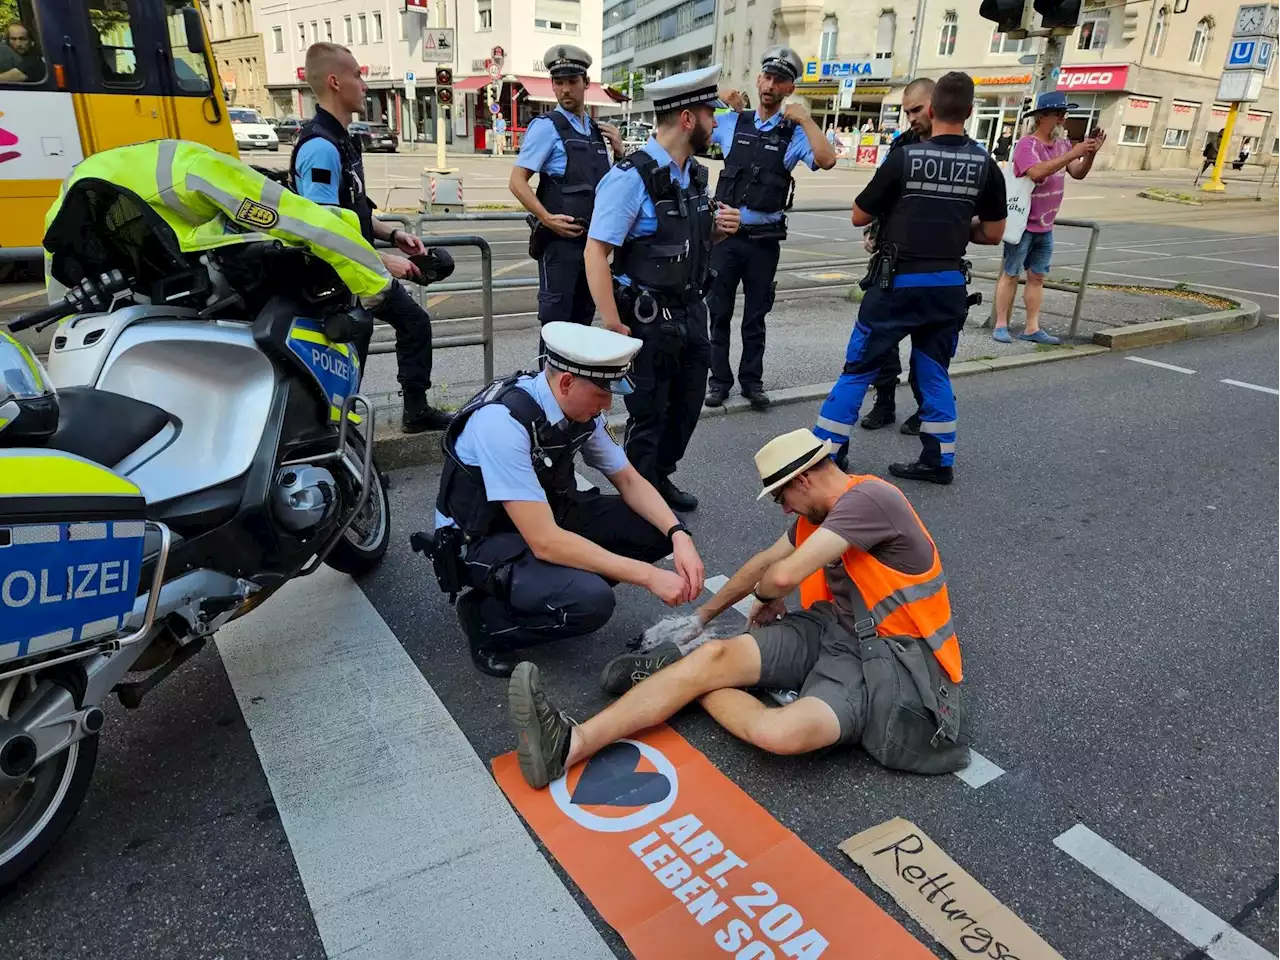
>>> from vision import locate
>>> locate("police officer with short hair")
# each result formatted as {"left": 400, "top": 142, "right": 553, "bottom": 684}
{"left": 814, "top": 71, "right": 1006, "bottom": 485}
{"left": 290, "top": 42, "right": 451, "bottom": 432}
{"left": 509, "top": 45, "right": 624, "bottom": 327}
{"left": 430, "top": 322, "right": 706, "bottom": 677}
{"left": 584, "top": 66, "right": 741, "bottom": 512}
{"left": 706, "top": 47, "right": 837, "bottom": 410}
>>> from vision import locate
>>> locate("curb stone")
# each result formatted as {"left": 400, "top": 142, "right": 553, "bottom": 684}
{"left": 1090, "top": 299, "right": 1260, "bottom": 349}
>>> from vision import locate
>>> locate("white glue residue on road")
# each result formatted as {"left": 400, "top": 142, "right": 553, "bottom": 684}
{"left": 215, "top": 568, "right": 613, "bottom": 960}
{"left": 1054, "top": 824, "right": 1277, "bottom": 960}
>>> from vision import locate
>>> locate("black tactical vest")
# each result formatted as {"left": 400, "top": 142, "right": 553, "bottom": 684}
{"left": 713, "top": 111, "right": 796, "bottom": 214}
{"left": 612, "top": 152, "right": 714, "bottom": 301}
{"left": 436, "top": 374, "right": 597, "bottom": 539}
{"left": 880, "top": 136, "right": 990, "bottom": 273}
{"left": 533, "top": 111, "right": 611, "bottom": 224}
{"left": 289, "top": 108, "right": 376, "bottom": 244}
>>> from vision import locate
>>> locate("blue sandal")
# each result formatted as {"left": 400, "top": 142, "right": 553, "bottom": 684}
{"left": 1018, "top": 329, "right": 1062, "bottom": 345}
{"left": 992, "top": 327, "right": 1013, "bottom": 344}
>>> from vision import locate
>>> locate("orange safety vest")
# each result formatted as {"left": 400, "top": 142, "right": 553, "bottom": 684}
{"left": 796, "top": 474, "right": 964, "bottom": 683}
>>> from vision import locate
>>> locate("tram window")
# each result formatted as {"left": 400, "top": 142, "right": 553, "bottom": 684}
{"left": 88, "top": 0, "right": 140, "bottom": 86}
{"left": 0, "top": 1, "right": 48, "bottom": 85}
{"left": 164, "top": 0, "right": 211, "bottom": 93}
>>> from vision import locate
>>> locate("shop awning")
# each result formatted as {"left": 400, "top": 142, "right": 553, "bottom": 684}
{"left": 454, "top": 75, "right": 491, "bottom": 93}
{"left": 518, "top": 76, "right": 620, "bottom": 106}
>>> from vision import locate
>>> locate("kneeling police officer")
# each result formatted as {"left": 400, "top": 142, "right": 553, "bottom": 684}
{"left": 584, "top": 65, "right": 741, "bottom": 512}
{"left": 427, "top": 322, "right": 706, "bottom": 677}
{"left": 813, "top": 72, "right": 1006, "bottom": 485}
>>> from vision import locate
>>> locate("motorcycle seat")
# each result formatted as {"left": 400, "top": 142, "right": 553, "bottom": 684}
{"left": 40, "top": 387, "right": 173, "bottom": 469}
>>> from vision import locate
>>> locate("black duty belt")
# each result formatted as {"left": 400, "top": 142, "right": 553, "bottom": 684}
{"left": 739, "top": 220, "right": 787, "bottom": 242}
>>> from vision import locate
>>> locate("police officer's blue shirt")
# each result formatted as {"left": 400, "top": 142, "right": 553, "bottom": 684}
{"left": 515, "top": 106, "right": 596, "bottom": 176}
{"left": 710, "top": 109, "right": 819, "bottom": 225}
{"left": 588, "top": 136, "right": 702, "bottom": 286}
{"left": 433, "top": 372, "right": 628, "bottom": 529}
{"left": 294, "top": 138, "right": 342, "bottom": 205}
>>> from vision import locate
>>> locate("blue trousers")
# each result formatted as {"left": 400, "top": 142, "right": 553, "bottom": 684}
{"left": 815, "top": 281, "right": 965, "bottom": 467}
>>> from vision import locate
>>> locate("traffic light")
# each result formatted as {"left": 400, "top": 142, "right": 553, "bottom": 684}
{"left": 1033, "top": 0, "right": 1081, "bottom": 29}
{"left": 438, "top": 87, "right": 453, "bottom": 106}
{"left": 435, "top": 67, "right": 453, "bottom": 87}
{"left": 979, "top": 0, "right": 1027, "bottom": 33}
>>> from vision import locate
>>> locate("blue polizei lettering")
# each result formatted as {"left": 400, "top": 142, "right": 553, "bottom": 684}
{"left": 311, "top": 346, "right": 351, "bottom": 381}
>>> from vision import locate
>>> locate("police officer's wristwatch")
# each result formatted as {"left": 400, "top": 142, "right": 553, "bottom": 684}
{"left": 666, "top": 522, "right": 692, "bottom": 544}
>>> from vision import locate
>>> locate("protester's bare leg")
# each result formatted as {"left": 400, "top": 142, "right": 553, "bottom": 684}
{"left": 699, "top": 691, "right": 842, "bottom": 755}
{"left": 994, "top": 271, "right": 1018, "bottom": 330}
{"left": 567, "top": 635, "right": 762, "bottom": 766}
{"left": 1023, "top": 271, "right": 1047, "bottom": 334}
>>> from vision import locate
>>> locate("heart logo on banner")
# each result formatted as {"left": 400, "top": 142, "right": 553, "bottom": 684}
{"left": 570, "top": 741, "right": 672, "bottom": 808}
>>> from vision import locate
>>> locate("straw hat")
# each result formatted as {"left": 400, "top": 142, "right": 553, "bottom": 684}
{"left": 754, "top": 429, "right": 834, "bottom": 500}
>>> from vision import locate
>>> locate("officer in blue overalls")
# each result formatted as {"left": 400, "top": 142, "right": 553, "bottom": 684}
{"left": 813, "top": 71, "right": 1007, "bottom": 485}
{"left": 509, "top": 45, "right": 624, "bottom": 327}
{"left": 290, "top": 42, "right": 450, "bottom": 432}
{"left": 706, "top": 46, "right": 836, "bottom": 410}
{"left": 584, "top": 65, "right": 741, "bottom": 512}
{"left": 429, "top": 322, "right": 706, "bottom": 677}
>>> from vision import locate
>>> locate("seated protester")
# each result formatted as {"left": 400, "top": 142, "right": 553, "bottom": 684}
{"left": 434, "top": 322, "right": 707, "bottom": 678}
{"left": 506, "top": 428, "right": 970, "bottom": 787}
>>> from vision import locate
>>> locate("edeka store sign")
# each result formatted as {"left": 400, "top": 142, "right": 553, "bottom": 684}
{"left": 803, "top": 58, "right": 893, "bottom": 81}
{"left": 493, "top": 725, "right": 936, "bottom": 959}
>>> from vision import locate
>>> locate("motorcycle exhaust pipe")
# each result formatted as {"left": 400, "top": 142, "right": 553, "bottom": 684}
{"left": 0, "top": 716, "right": 37, "bottom": 779}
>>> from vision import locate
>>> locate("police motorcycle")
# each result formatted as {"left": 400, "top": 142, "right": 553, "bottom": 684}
{"left": 0, "top": 177, "right": 391, "bottom": 888}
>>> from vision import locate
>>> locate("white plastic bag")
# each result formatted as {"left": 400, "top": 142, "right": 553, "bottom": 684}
{"left": 1002, "top": 164, "right": 1034, "bottom": 245}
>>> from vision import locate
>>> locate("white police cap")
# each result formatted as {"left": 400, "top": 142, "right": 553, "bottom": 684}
{"left": 647, "top": 64, "right": 727, "bottom": 113}
{"left": 761, "top": 46, "right": 802, "bottom": 82}
{"left": 542, "top": 321, "right": 643, "bottom": 395}
{"left": 544, "top": 44, "right": 592, "bottom": 78}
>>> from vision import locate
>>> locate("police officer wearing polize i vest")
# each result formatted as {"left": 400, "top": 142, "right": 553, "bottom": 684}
{"left": 510, "top": 45, "right": 624, "bottom": 328}
{"left": 429, "top": 323, "right": 706, "bottom": 677}
{"left": 814, "top": 72, "right": 1006, "bottom": 485}
{"left": 707, "top": 47, "right": 836, "bottom": 410}
{"left": 290, "top": 42, "right": 451, "bottom": 433}
{"left": 585, "top": 66, "right": 741, "bottom": 512}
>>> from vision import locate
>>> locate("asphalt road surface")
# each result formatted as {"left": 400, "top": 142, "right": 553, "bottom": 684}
{"left": 3, "top": 322, "right": 1276, "bottom": 960}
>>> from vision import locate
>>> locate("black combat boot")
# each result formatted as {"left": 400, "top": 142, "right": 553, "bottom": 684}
{"left": 402, "top": 390, "right": 453, "bottom": 434}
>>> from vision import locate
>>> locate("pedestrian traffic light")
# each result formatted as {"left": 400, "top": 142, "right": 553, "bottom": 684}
{"left": 438, "top": 87, "right": 454, "bottom": 106}
{"left": 435, "top": 67, "right": 453, "bottom": 87}
{"left": 979, "top": 0, "right": 1027, "bottom": 33}
{"left": 1033, "top": 0, "right": 1081, "bottom": 29}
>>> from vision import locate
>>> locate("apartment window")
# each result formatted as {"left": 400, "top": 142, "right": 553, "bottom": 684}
{"left": 1077, "top": 12, "right": 1108, "bottom": 50}
{"left": 1188, "top": 18, "right": 1210, "bottom": 64}
{"left": 875, "top": 12, "right": 896, "bottom": 59}
{"left": 297, "top": 22, "right": 305, "bottom": 50}
{"left": 744, "top": 29, "right": 753, "bottom": 75}
{"left": 1162, "top": 128, "right": 1190, "bottom": 148}
{"left": 1120, "top": 124, "right": 1148, "bottom": 145}
{"left": 604, "top": 28, "right": 633, "bottom": 54}
{"left": 373, "top": 12, "right": 383, "bottom": 40}
{"left": 309, "top": 21, "right": 317, "bottom": 43}
{"left": 323, "top": 18, "right": 332, "bottom": 41}
{"left": 1272, "top": 136, "right": 1278, "bottom": 155}
{"left": 605, "top": 0, "right": 635, "bottom": 27}
{"left": 214, "top": 2, "right": 225, "bottom": 37}
{"left": 938, "top": 12, "right": 957, "bottom": 57}
{"left": 534, "top": 18, "right": 579, "bottom": 33}
{"left": 478, "top": 0, "right": 493, "bottom": 29}
{"left": 343, "top": 15, "right": 353, "bottom": 43}
{"left": 357, "top": 14, "right": 368, "bottom": 43}
{"left": 989, "top": 28, "right": 1030, "bottom": 54}
{"left": 272, "top": 25, "right": 283, "bottom": 52}
{"left": 819, "top": 15, "right": 838, "bottom": 60}
{"left": 1148, "top": 6, "right": 1167, "bottom": 56}
{"left": 243, "top": 0, "right": 253, "bottom": 33}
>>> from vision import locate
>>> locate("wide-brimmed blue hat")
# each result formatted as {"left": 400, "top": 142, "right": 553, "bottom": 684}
{"left": 1032, "top": 90, "right": 1079, "bottom": 113}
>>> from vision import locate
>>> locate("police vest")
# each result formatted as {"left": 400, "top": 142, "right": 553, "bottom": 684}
{"left": 612, "top": 152, "right": 714, "bottom": 301}
{"left": 437, "top": 374, "right": 598, "bottom": 540}
{"left": 880, "top": 138, "right": 990, "bottom": 272}
{"left": 713, "top": 111, "right": 796, "bottom": 214}
{"left": 533, "top": 112, "right": 611, "bottom": 224}
{"left": 289, "top": 109, "right": 376, "bottom": 244}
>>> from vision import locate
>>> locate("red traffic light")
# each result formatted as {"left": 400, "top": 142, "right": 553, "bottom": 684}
{"left": 438, "top": 87, "right": 454, "bottom": 105}
{"left": 435, "top": 67, "right": 453, "bottom": 87}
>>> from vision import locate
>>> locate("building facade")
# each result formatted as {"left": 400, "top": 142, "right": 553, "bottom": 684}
{"left": 713, "top": 0, "right": 1278, "bottom": 170}
{"left": 255, "top": 0, "right": 604, "bottom": 151}
{"left": 200, "top": 0, "right": 269, "bottom": 112}
{"left": 600, "top": 0, "right": 716, "bottom": 122}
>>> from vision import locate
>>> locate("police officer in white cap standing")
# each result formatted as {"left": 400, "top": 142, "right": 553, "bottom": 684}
{"left": 426, "top": 322, "right": 706, "bottom": 677}
{"left": 706, "top": 47, "right": 837, "bottom": 411}
{"left": 510, "top": 45, "right": 624, "bottom": 328}
{"left": 584, "top": 64, "right": 741, "bottom": 512}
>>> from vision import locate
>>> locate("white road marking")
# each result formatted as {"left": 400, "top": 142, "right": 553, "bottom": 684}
{"left": 215, "top": 569, "right": 613, "bottom": 960}
{"left": 1099, "top": 232, "right": 1278, "bottom": 250}
{"left": 1221, "top": 378, "right": 1280, "bottom": 395}
{"left": 1126, "top": 357, "right": 1197, "bottom": 374}
{"left": 787, "top": 230, "right": 840, "bottom": 240}
{"left": 1088, "top": 269, "right": 1279, "bottom": 301}
{"left": 575, "top": 470, "right": 596, "bottom": 490}
{"left": 1188, "top": 254, "right": 1280, "bottom": 269}
{"left": 1053, "top": 825, "right": 1277, "bottom": 960}
{"left": 703, "top": 573, "right": 756, "bottom": 618}
{"left": 952, "top": 750, "right": 1006, "bottom": 788}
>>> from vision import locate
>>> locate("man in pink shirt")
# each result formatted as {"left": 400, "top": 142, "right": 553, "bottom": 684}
{"left": 993, "top": 91, "right": 1104, "bottom": 345}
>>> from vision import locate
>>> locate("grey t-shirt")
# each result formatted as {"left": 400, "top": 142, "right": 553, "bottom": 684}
{"left": 788, "top": 478, "right": 934, "bottom": 635}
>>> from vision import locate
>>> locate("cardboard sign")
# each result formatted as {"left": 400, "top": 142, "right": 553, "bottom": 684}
{"left": 841, "top": 819, "right": 1064, "bottom": 960}
{"left": 493, "top": 726, "right": 934, "bottom": 959}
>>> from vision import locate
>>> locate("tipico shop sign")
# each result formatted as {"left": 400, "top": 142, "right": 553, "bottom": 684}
{"left": 1056, "top": 64, "right": 1130, "bottom": 91}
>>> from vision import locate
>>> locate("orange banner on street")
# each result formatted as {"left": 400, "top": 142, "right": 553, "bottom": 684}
{"left": 492, "top": 725, "right": 933, "bottom": 959}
